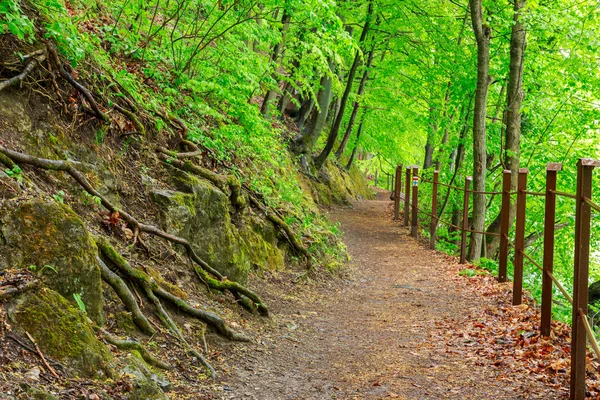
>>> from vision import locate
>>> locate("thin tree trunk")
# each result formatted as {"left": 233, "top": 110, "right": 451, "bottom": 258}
{"left": 467, "top": 0, "right": 492, "bottom": 262}
{"left": 485, "top": 0, "right": 526, "bottom": 258}
{"left": 345, "top": 119, "right": 365, "bottom": 170}
{"left": 423, "top": 105, "right": 437, "bottom": 169}
{"left": 291, "top": 59, "right": 335, "bottom": 156}
{"left": 261, "top": 10, "right": 291, "bottom": 117}
{"left": 335, "top": 45, "right": 375, "bottom": 159}
{"left": 314, "top": 0, "right": 373, "bottom": 170}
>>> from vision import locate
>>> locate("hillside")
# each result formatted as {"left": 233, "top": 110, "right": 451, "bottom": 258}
{"left": 0, "top": 1, "right": 375, "bottom": 398}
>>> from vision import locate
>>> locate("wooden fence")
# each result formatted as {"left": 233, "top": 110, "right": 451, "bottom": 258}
{"left": 392, "top": 160, "right": 600, "bottom": 400}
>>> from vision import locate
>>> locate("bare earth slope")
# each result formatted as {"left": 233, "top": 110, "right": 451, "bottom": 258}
{"left": 209, "top": 191, "right": 564, "bottom": 399}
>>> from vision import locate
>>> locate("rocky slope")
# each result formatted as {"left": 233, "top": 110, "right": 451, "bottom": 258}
{"left": 0, "top": 40, "right": 374, "bottom": 399}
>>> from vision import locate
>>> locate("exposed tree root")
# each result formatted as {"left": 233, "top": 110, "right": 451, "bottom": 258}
{"left": 0, "top": 281, "right": 39, "bottom": 301}
{"left": 0, "top": 152, "right": 16, "bottom": 169}
{"left": 247, "top": 195, "right": 309, "bottom": 259}
{"left": 46, "top": 44, "right": 109, "bottom": 122}
{"left": 0, "top": 146, "right": 268, "bottom": 316}
{"left": 113, "top": 103, "right": 146, "bottom": 136}
{"left": 0, "top": 52, "right": 46, "bottom": 93}
{"left": 98, "top": 239, "right": 218, "bottom": 376}
{"left": 97, "top": 238, "right": 249, "bottom": 342}
{"left": 192, "top": 265, "right": 268, "bottom": 316}
{"left": 156, "top": 151, "right": 245, "bottom": 207}
{"left": 97, "top": 257, "right": 155, "bottom": 336}
{"left": 97, "top": 328, "right": 171, "bottom": 370}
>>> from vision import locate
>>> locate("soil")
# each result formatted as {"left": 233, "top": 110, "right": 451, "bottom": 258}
{"left": 208, "top": 190, "right": 566, "bottom": 400}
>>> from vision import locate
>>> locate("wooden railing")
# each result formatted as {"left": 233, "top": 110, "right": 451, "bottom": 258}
{"left": 392, "top": 160, "right": 600, "bottom": 400}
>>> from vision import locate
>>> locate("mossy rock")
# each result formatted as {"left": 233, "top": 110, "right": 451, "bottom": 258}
{"left": 151, "top": 181, "right": 250, "bottom": 283}
{"left": 122, "top": 356, "right": 169, "bottom": 400}
{"left": 0, "top": 199, "right": 104, "bottom": 324}
{"left": 6, "top": 288, "right": 114, "bottom": 379}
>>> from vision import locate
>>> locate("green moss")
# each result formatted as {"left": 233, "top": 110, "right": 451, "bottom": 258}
{"left": 114, "top": 311, "right": 138, "bottom": 334}
{"left": 9, "top": 288, "right": 114, "bottom": 379}
{"left": 1, "top": 199, "right": 104, "bottom": 324}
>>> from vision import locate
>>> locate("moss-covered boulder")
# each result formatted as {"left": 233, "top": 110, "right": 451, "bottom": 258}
{"left": 151, "top": 172, "right": 284, "bottom": 283}
{"left": 6, "top": 288, "right": 114, "bottom": 379}
{"left": 0, "top": 199, "right": 104, "bottom": 324}
{"left": 122, "top": 356, "right": 169, "bottom": 400}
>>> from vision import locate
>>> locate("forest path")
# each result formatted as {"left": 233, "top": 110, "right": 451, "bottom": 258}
{"left": 209, "top": 190, "right": 563, "bottom": 399}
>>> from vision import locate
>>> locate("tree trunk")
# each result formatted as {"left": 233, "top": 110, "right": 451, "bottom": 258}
{"left": 295, "top": 97, "right": 314, "bottom": 131}
{"left": 423, "top": 105, "right": 437, "bottom": 169}
{"left": 314, "top": 0, "right": 373, "bottom": 170}
{"left": 485, "top": 0, "right": 526, "bottom": 258}
{"left": 467, "top": 0, "right": 492, "bottom": 262}
{"left": 261, "top": 10, "right": 291, "bottom": 117}
{"left": 291, "top": 59, "right": 335, "bottom": 157}
{"left": 277, "top": 58, "right": 302, "bottom": 119}
{"left": 345, "top": 119, "right": 364, "bottom": 170}
{"left": 335, "top": 45, "right": 375, "bottom": 159}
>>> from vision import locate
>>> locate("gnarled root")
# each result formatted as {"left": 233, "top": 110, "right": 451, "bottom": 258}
{"left": 0, "top": 52, "right": 46, "bottom": 92}
{"left": 97, "top": 238, "right": 218, "bottom": 376}
{"left": 247, "top": 195, "right": 309, "bottom": 260}
{"left": 97, "top": 238, "right": 249, "bottom": 341}
{"left": 98, "top": 328, "right": 171, "bottom": 370}
{"left": 113, "top": 103, "right": 146, "bottom": 136}
{"left": 0, "top": 146, "right": 268, "bottom": 316}
{"left": 46, "top": 44, "right": 108, "bottom": 122}
{"left": 97, "top": 257, "right": 155, "bottom": 336}
{"left": 155, "top": 151, "right": 246, "bottom": 207}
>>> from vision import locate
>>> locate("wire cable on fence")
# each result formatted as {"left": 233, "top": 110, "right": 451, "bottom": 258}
{"left": 577, "top": 308, "right": 600, "bottom": 360}
{"left": 583, "top": 197, "right": 600, "bottom": 214}
{"left": 507, "top": 241, "right": 574, "bottom": 305}
{"left": 550, "top": 189, "right": 577, "bottom": 199}
{"left": 413, "top": 203, "right": 502, "bottom": 237}
{"left": 524, "top": 190, "right": 546, "bottom": 197}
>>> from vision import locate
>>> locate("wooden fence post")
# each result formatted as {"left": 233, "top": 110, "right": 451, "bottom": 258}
{"left": 570, "top": 159, "right": 598, "bottom": 400}
{"left": 404, "top": 167, "right": 411, "bottom": 227}
{"left": 394, "top": 165, "right": 402, "bottom": 221}
{"left": 513, "top": 168, "right": 528, "bottom": 306}
{"left": 411, "top": 166, "right": 419, "bottom": 238}
{"left": 430, "top": 170, "right": 439, "bottom": 249}
{"left": 498, "top": 170, "right": 511, "bottom": 282}
{"left": 541, "top": 163, "right": 561, "bottom": 337}
{"left": 459, "top": 176, "right": 472, "bottom": 264}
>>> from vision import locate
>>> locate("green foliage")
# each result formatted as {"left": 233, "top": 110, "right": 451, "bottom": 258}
{"left": 5, "top": 165, "right": 23, "bottom": 182}
{"left": 52, "top": 190, "right": 65, "bottom": 203}
{"left": 72, "top": 292, "right": 87, "bottom": 313}
{"left": 0, "top": 0, "right": 34, "bottom": 41}
{"left": 28, "top": 264, "right": 58, "bottom": 274}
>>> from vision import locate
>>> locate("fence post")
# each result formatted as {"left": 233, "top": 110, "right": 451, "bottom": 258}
{"left": 513, "top": 168, "right": 528, "bottom": 306}
{"left": 498, "top": 170, "right": 511, "bottom": 282}
{"left": 375, "top": 169, "right": 379, "bottom": 187}
{"left": 541, "top": 163, "right": 561, "bottom": 337}
{"left": 430, "top": 170, "right": 439, "bottom": 249}
{"left": 393, "top": 165, "right": 402, "bottom": 221}
{"left": 459, "top": 176, "right": 472, "bottom": 264}
{"left": 411, "top": 166, "right": 419, "bottom": 238}
{"left": 404, "top": 167, "right": 411, "bottom": 227}
{"left": 570, "top": 159, "right": 597, "bottom": 400}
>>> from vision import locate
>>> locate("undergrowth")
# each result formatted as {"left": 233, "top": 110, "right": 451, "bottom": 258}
{"left": 0, "top": 0, "right": 350, "bottom": 271}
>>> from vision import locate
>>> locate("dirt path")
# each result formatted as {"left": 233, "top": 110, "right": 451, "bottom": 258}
{"left": 209, "top": 192, "right": 564, "bottom": 399}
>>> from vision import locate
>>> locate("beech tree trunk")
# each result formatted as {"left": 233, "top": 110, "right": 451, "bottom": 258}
{"left": 291, "top": 59, "right": 335, "bottom": 157}
{"left": 335, "top": 45, "right": 375, "bottom": 159}
{"left": 345, "top": 119, "right": 365, "bottom": 170}
{"left": 467, "top": 0, "right": 492, "bottom": 262}
{"left": 485, "top": 0, "right": 527, "bottom": 258}
{"left": 261, "top": 10, "right": 291, "bottom": 117}
{"left": 314, "top": 0, "right": 373, "bottom": 170}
